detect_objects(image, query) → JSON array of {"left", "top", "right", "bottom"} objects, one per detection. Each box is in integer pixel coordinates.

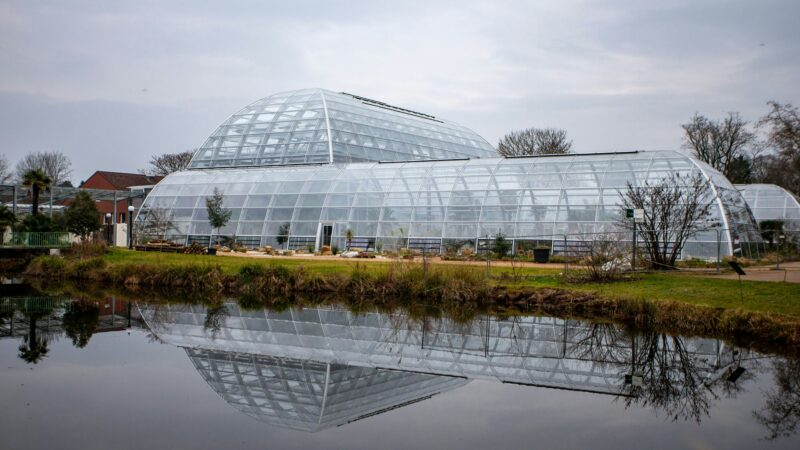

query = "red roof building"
[{"left": 80, "top": 171, "right": 162, "bottom": 223}]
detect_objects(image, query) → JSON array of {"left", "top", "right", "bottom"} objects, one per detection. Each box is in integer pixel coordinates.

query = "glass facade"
[
  {"left": 139, "top": 149, "right": 759, "bottom": 259},
  {"left": 737, "top": 184, "right": 800, "bottom": 222},
  {"left": 187, "top": 89, "right": 496, "bottom": 168}
]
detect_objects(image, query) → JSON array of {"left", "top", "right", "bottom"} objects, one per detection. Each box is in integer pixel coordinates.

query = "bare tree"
[
  {"left": 756, "top": 102, "right": 800, "bottom": 195},
  {"left": 142, "top": 151, "right": 195, "bottom": 176},
  {"left": 0, "top": 154, "right": 12, "bottom": 183},
  {"left": 497, "top": 128, "right": 572, "bottom": 157},
  {"left": 681, "top": 113, "right": 756, "bottom": 182},
  {"left": 14, "top": 151, "right": 73, "bottom": 186},
  {"left": 137, "top": 206, "right": 176, "bottom": 243},
  {"left": 619, "top": 172, "right": 715, "bottom": 270}
]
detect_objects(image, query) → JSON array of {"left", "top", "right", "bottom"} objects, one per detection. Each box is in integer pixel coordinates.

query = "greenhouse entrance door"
[{"left": 319, "top": 224, "right": 333, "bottom": 250}]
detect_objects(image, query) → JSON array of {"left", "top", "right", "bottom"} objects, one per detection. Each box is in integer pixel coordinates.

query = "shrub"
[
  {"left": 238, "top": 263, "right": 266, "bottom": 282},
  {"left": 25, "top": 255, "right": 67, "bottom": 277},
  {"left": 67, "top": 240, "right": 108, "bottom": 259},
  {"left": 68, "top": 257, "right": 108, "bottom": 280}
]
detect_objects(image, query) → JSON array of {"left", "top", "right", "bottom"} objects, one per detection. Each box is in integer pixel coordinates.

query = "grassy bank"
[
  {"left": 21, "top": 248, "right": 800, "bottom": 351},
  {"left": 70, "top": 248, "right": 800, "bottom": 318}
]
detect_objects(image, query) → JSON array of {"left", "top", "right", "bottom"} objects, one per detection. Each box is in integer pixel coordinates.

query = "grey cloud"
[{"left": 0, "top": 0, "right": 797, "bottom": 182}]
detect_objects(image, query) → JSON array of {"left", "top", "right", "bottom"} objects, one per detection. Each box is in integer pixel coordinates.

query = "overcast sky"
[{"left": 1, "top": 0, "right": 798, "bottom": 183}]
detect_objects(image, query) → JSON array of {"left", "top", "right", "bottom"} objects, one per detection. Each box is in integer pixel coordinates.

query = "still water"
[{"left": 1, "top": 288, "right": 799, "bottom": 450}]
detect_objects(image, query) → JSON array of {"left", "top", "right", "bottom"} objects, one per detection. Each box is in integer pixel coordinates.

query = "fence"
[
  {"left": 0, "top": 232, "right": 72, "bottom": 248},
  {"left": 477, "top": 227, "right": 800, "bottom": 273}
]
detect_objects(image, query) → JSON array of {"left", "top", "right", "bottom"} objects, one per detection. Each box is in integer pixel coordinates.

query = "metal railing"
[
  {"left": 482, "top": 227, "right": 800, "bottom": 275},
  {"left": 1, "top": 232, "right": 72, "bottom": 248}
]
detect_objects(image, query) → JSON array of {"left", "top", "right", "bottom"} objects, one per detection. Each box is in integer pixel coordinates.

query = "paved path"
[{"left": 702, "top": 261, "right": 800, "bottom": 283}]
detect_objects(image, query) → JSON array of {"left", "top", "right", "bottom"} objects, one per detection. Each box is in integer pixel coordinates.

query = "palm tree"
[{"left": 21, "top": 169, "right": 52, "bottom": 216}]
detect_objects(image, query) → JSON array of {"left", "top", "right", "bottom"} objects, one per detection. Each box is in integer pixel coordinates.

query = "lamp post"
[
  {"left": 105, "top": 213, "right": 112, "bottom": 245},
  {"left": 127, "top": 205, "right": 135, "bottom": 249}
]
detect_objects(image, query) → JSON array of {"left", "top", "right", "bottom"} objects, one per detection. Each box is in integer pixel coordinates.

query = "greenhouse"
[
  {"left": 137, "top": 88, "right": 761, "bottom": 259},
  {"left": 737, "top": 184, "right": 800, "bottom": 224}
]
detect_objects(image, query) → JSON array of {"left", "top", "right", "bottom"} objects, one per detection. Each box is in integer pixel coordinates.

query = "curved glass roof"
[
  {"left": 187, "top": 88, "right": 496, "bottom": 168},
  {"left": 736, "top": 184, "right": 800, "bottom": 223},
  {"left": 140, "top": 150, "right": 760, "bottom": 259}
]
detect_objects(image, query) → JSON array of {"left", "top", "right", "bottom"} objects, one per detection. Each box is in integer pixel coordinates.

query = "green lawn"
[
  {"left": 552, "top": 274, "right": 800, "bottom": 318},
  {"left": 102, "top": 249, "right": 800, "bottom": 319}
]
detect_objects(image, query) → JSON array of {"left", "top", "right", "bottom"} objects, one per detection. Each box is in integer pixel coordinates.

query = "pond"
[{"left": 1, "top": 284, "right": 799, "bottom": 450}]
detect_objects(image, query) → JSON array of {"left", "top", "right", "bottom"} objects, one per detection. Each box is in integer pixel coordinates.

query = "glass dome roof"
[
  {"left": 736, "top": 184, "right": 800, "bottom": 222},
  {"left": 188, "top": 88, "right": 497, "bottom": 169}
]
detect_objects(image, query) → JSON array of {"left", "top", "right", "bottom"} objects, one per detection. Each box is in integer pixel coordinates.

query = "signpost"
[
  {"left": 627, "top": 208, "right": 644, "bottom": 271},
  {"left": 728, "top": 261, "right": 746, "bottom": 302}
]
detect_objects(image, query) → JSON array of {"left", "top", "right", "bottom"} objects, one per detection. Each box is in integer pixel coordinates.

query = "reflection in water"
[
  {"left": 754, "top": 358, "right": 800, "bottom": 439},
  {"left": 188, "top": 349, "right": 466, "bottom": 432},
  {"left": 138, "top": 301, "right": 771, "bottom": 432},
  {"left": 0, "top": 296, "right": 134, "bottom": 363}
]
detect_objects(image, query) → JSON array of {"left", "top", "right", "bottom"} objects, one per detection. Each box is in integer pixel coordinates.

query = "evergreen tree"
[{"left": 65, "top": 191, "right": 101, "bottom": 241}]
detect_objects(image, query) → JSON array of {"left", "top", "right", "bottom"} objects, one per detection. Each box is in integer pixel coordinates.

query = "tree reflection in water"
[
  {"left": 62, "top": 300, "right": 100, "bottom": 348},
  {"left": 566, "top": 322, "right": 756, "bottom": 424},
  {"left": 203, "top": 301, "right": 229, "bottom": 339},
  {"left": 754, "top": 357, "right": 800, "bottom": 440},
  {"left": 18, "top": 312, "right": 50, "bottom": 364},
  {"left": 620, "top": 331, "right": 754, "bottom": 423}
]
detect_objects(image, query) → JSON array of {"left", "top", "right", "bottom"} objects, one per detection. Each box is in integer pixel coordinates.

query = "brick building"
[{"left": 80, "top": 171, "right": 162, "bottom": 224}]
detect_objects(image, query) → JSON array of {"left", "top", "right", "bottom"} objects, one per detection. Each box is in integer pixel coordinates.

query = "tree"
[
  {"left": 205, "top": 188, "right": 232, "bottom": 249},
  {"left": 0, "top": 154, "right": 12, "bottom": 183},
  {"left": 497, "top": 128, "right": 572, "bottom": 157},
  {"left": 756, "top": 102, "right": 800, "bottom": 195},
  {"left": 345, "top": 228, "right": 353, "bottom": 251},
  {"left": 681, "top": 113, "right": 756, "bottom": 183},
  {"left": 0, "top": 205, "right": 15, "bottom": 245},
  {"left": 21, "top": 169, "right": 52, "bottom": 216},
  {"left": 17, "top": 214, "right": 58, "bottom": 232},
  {"left": 492, "top": 232, "right": 511, "bottom": 256},
  {"left": 65, "top": 191, "right": 101, "bottom": 241},
  {"left": 619, "top": 172, "right": 715, "bottom": 270},
  {"left": 277, "top": 222, "right": 291, "bottom": 250},
  {"left": 138, "top": 207, "right": 176, "bottom": 242},
  {"left": 15, "top": 151, "right": 72, "bottom": 186},
  {"left": 142, "top": 150, "right": 195, "bottom": 176}
]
